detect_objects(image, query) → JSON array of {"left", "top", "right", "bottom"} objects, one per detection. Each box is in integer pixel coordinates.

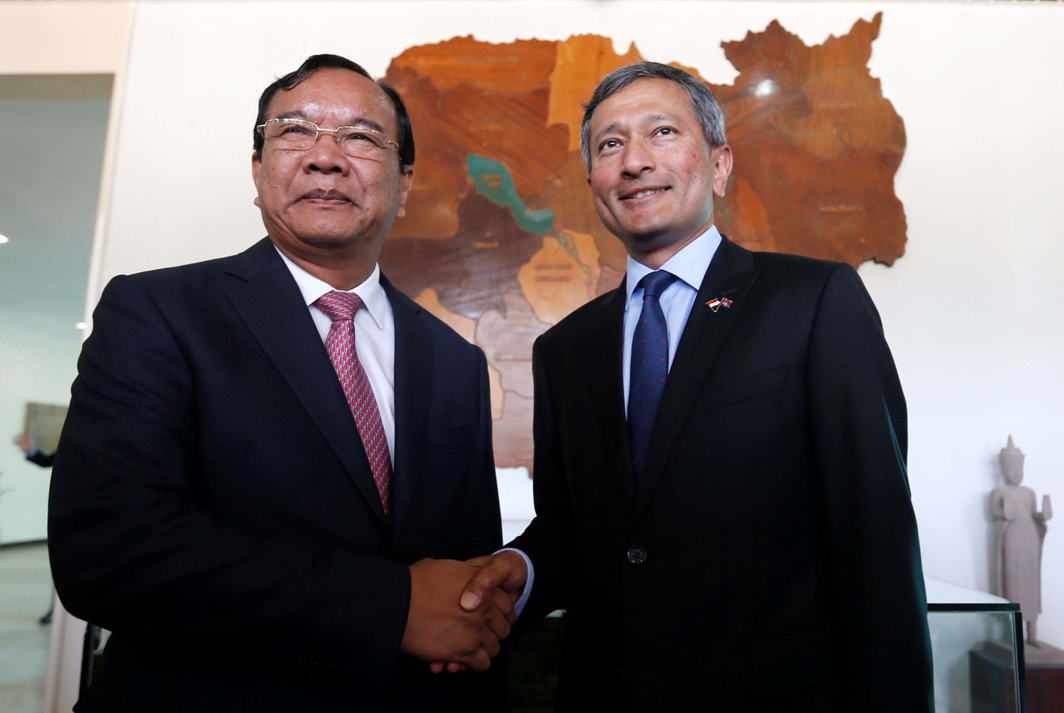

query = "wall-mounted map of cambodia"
[{"left": 379, "top": 13, "right": 906, "bottom": 471}]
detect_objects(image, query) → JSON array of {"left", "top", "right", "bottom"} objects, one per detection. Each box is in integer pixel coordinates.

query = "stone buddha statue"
[{"left": 991, "top": 435, "right": 1052, "bottom": 644}]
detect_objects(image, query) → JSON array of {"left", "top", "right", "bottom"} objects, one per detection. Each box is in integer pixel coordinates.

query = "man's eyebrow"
[
  {"left": 593, "top": 121, "right": 620, "bottom": 143},
  {"left": 345, "top": 117, "right": 388, "bottom": 134},
  {"left": 593, "top": 113, "right": 679, "bottom": 143},
  {"left": 644, "top": 112, "right": 676, "bottom": 125},
  {"left": 272, "top": 110, "right": 308, "bottom": 121}
]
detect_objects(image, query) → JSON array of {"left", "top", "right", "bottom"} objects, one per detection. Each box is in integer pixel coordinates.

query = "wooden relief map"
[{"left": 379, "top": 13, "right": 907, "bottom": 471}]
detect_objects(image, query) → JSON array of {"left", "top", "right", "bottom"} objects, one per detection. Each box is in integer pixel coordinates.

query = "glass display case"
[
  {"left": 507, "top": 577, "right": 1030, "bottom": 713},
  {"left": 927, "top": 575, "right": 1026, "bottom": 713}
]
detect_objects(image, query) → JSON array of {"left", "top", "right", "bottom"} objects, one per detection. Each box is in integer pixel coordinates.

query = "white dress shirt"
[
  {"left": 622, "top": 225, "right": 722, "bottom": 410},
  {"left": 512, "top": 226, "right": 722, "bottom": 617},
  {"left": 277, "top": 247, "right": 533, "bottom": 615},
  {"left": 275, "top": 248, "right": 396, "bottom": 465}
]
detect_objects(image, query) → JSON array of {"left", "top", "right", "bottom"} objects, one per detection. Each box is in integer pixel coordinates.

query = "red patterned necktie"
[{"left": 314, "top": 291, "right": 392, "bottom": 515}]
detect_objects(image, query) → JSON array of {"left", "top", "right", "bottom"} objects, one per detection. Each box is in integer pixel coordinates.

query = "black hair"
[{"left": 253, "top": 53, "right": 414, "bottom": 171}]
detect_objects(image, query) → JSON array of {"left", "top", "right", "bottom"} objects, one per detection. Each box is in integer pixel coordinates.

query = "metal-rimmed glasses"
[{"left": 256, "top": 117, "right": 399, "bottom": 159}]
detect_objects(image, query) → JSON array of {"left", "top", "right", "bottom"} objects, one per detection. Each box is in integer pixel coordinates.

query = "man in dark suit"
[
  {"left": 462, "top": 62, "right": 933, "bottom": 711},
  {"left": 14, "top": 433, "right": 55, "bottom": 467},
  {"left": 48, "top": 54, "right": 511, "bottom": 712},
  {"left": 14, "top": 432, "right": 57, "bottom": 625}
]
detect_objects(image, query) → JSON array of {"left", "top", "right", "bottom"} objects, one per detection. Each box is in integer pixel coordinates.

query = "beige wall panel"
[{"left": 0, "top": 2, "right": 132, "bottom": 74}]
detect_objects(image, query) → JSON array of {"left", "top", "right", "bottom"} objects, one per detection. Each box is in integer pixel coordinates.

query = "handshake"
[{"left": 399, "top": 550, "right": 528, "bottom": 673}]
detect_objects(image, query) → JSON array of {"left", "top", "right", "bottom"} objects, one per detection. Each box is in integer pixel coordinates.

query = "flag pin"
[{"left": 706, "top": 297, "right": 733, "bottom": 313}]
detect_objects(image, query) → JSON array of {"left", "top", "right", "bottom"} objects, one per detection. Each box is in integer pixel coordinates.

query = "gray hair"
[{"left": 580, "top": 61, "right": 726, "bottom": 169}]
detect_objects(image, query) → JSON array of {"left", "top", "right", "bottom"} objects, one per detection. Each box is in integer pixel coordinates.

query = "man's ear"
[
  {"left": 251, "top": 152, "right": 262, "bottom": 208},
  {"left": 711, "top": 145, "right": 733, "bottom": 199},
  {"left": 396, "top": 167, "right": 414, "bottom": 219}
]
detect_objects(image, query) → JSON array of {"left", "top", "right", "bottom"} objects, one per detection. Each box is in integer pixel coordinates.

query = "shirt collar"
[
  {"left": 624, "top": 224, "right": 722, "bottom": 311},
  {"left": 274, "top": 245, "right": 387, "bottom": 330}
]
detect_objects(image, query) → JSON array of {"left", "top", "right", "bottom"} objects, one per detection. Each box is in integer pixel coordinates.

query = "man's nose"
[
  {"left": 303, "top": 130, "right": 347, "bottom": 174},
  {"left": 621, "top": 138, "right": 656, "bottom": 178}
]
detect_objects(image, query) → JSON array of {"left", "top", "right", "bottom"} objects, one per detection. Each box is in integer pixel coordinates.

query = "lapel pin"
[{"left": 705, "top": 297, "right": 733, "bottom": 313}]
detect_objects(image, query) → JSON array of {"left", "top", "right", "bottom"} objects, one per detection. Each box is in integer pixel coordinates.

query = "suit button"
[{"left": 626, "top": 546, "right": 647, "bottom": 565}]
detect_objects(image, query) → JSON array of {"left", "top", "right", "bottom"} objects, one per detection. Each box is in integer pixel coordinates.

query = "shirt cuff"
[{"left": 496, "top": 547, "right": 534, "bottom": 618}]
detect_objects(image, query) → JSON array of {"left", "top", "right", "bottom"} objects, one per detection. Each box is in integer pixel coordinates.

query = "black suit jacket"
[
  {"left": 48, "top": 238, "right": 506, "bottom": 713},
  {"left": 26, "top": 449, "right": 56, "bottom": 467},
  {"left": 512, "top": 236, "right": 933, "bottom": 712}
]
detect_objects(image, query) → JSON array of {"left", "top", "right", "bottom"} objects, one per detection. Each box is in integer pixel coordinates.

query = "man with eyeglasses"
[{"left": 49, "top": 54, "right": 510, "bottom": 713}]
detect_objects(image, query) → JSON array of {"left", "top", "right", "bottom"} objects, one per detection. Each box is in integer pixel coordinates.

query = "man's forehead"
[{"left": 590, "top": 79, "right": 692, "bottom": 133}]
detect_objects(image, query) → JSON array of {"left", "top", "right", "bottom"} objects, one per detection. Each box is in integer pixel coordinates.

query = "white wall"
[
  {"left": 0, "top": 325, "right": 82, "bottom": 543},
  {"left": 4, "top": 0, "right": 1062, "bottom": 657},
  {"left": 859, "top": 5, "right": 1064, "bottom": 650}
]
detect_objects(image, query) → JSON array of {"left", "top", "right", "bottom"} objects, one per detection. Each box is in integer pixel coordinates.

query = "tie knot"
[
  {"left": 314, "top": 290, "right": 365, "bottom": 322},
  {"left": 638, "top": 270, "right": 677, "bottom": 300}
]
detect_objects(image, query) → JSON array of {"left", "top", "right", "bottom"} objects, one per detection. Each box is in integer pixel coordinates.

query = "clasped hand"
[{"left": 400, "top": 552, "right": 528, "bottom": 673}]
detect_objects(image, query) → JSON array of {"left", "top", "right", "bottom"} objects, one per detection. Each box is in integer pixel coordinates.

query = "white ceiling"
[{"left": 0, "top": 74, "right": 112, "bottom": 341}]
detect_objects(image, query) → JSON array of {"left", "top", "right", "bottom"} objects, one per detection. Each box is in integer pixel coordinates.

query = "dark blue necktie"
[{"left": 628, "top": 270, "right": 678, "bottom": 474}]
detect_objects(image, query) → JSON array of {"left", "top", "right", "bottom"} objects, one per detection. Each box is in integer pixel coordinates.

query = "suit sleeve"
[
  {"left": 508, "top": 337, "right": 577, "bottom": 621},
  {"left": 27, "top": 449, "right": 56, "bottom": 467},
  {"left": 474, "top": 347, "right": 504, "bottom": 550},
  {"left": 806, "top": 264, "right": 933, "bottom": 711},
  {"left": 48, "top": 275, "right": 411, "bottom": 676}
]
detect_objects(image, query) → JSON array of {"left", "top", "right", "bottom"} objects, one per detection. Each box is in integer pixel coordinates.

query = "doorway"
[{"left": 0, "top": 72, "right": 112, "bottom": 713}]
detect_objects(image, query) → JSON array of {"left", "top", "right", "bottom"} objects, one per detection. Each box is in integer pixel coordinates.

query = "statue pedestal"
[
  {"left": 979, "top": 640, "right": 1064, "bottom": 713},
  {"left": 1023, "top": 640, "right": 1064, "bottom": 666},
  {"left": 1023, "top": 641, "right": 1064, "bottom": 713}
]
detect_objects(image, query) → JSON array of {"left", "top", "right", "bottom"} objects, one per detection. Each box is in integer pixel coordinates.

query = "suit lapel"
[
  {"left": 223, "top": 239, "right": 388, "bottom": 529},
  {"left": 584, "top": 286, "right": 637, "bottom": 503},
  {"left": 634, "top": 237, "right": 761, "bottom": 516},
  {"left": 382, "top": 276, "right": 432, "bottom": 534}
]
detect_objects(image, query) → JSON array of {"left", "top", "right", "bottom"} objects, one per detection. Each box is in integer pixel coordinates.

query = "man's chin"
[
  {"left": 620, "top": 228, "right": 674, "bottom": 252},
  {"left": 289, "top": 223, "right": 377, "bottom": 247},
  {"left": 617, "top": 226, "right": 708, "bottom": 264},
  {"left": 299, "top": 233, "right": 359, "bottom": 248},
  {"left": 298, "top": 229, "right": 391, "bottom": 259}
]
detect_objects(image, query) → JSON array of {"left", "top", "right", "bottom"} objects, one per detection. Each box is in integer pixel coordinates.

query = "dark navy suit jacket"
[
  {"left": 26, "top": 449, "right": 56, "bottom": 467},
  {"left": 49, "top": 238, "right": 506, "bottom": 712},
  {"left": 512, "top": 236, "right": 933, "bottom": 712}
]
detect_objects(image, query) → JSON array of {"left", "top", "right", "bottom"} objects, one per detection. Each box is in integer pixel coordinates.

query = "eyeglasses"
[{"left": 256, "top": 118, "right": 399, "bottom": 159}]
